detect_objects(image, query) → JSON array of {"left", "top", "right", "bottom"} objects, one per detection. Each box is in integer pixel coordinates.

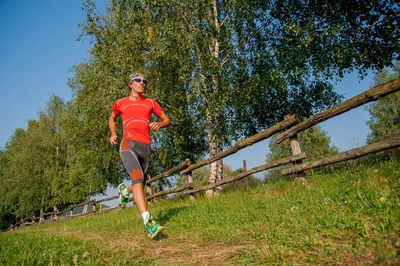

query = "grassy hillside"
[{"left": 1, "top": 159, "right": 399, "bottom": 265}]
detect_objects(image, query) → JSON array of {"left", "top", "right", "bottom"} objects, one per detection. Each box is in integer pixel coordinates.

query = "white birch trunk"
[
  {"left": 206, "top": 112, "right": 218, "bottom": 197},
  {"left": 206, "top": 136, "right": 224, "bottom": 196},
  {"left": 205, "top": 0, "right": 224, "bottom": 197}
]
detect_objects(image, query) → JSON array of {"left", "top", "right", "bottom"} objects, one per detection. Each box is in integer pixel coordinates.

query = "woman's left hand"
[{"left": 150, "top": 122, "right": 161, "bottom": 131}]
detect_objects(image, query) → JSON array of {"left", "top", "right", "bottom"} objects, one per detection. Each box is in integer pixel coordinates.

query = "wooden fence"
[{"left": 12, "top": 77, "right": 400, "bottom": 228}]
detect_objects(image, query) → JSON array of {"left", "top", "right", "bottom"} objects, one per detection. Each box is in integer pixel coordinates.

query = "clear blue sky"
[
  {"left": 0, "top": 0, "right": 108, "bottom": 148},
  {"left": 0, "top": 0, "right": 377, "bottom": 173}
]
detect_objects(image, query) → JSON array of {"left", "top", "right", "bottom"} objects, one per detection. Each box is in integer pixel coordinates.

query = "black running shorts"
[{"left": 119, "top": 139, "right": 150, "bottom": 185}]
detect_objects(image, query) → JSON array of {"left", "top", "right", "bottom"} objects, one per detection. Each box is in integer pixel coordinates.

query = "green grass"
[{"left": 1, "top": 159, "right": 399, "bottom": 265}]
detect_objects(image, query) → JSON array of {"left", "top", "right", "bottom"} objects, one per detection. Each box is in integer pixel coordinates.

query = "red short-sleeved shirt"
[{"left": 113, "top": 97, "right": 165, "bottom": 144}]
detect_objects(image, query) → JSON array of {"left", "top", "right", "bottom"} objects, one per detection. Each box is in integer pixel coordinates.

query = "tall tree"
[
  {"left": 74, "top": 0, "right": 399, "bottom": 196},
  {"left": 0, "top": 96, "right": 78, "bottom": 221},
  {"left": 1, "top": 124, "right": 56, "bottom": 218},
  {"left": 0, "top": 149, "right": 16, "bottom": 229},
  {"left": 366, "top": 62, "right": 400, "bottom": 147}
]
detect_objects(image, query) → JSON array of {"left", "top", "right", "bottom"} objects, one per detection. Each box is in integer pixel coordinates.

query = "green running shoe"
[
  {"left": 118, "top": 183, "right": 129, "bottom": 207},
  {"left": 145, "top": 215, "right": 164, "bottom": 239}
]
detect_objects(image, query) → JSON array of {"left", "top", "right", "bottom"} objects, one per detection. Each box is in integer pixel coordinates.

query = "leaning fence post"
[
  {"left": 146, "top": 184, "right": 153, "bottom": 202},
  {"left": 53, "top": 206, "right": 59, "bottom": 221},
  {"left": 243, "top": 159, "right": 250, "bottom": 188},
  {"left": 187, "top": 171, "right": 196, "bottom": 202},
  {"left": 289, "top": 135, "right": 306, "bottom": 181},
  {"left": 39, "top": 208, "right": 44, "bottom": 224},
  {"left": 152, "top": 185, "right": 159, "bottom": 203},
  {"left": 146, "top": 174, "right": 153, "bottom": 203}
]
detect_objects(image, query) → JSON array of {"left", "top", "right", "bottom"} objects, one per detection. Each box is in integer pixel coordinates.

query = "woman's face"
[{"left": 128, "top": 75, "right": 147, "bottom": 94}]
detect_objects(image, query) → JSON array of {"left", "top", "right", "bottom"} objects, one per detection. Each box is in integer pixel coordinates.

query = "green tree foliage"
[
  {"left": 73, "top": 0, "right": 398, "bottom": 187},
  {"left": 270, "top": 0, "right": 400, "bottom": 77},
  {"left": 0, "top": 149, "right": 16, "bottom": 229},
  {"left": 69, "top": 0, "right": 208, "bottom": 187},
  {"left": 10, "top": 0, "right": 392, "bottom": 200},
  {"left": 367, "top": 62, "right": 400, "bottom": 144},
  {"left": 61, "top": 70, "right": 117, "bottom": 194},
  {"left": 0, "top": 96, "right": 90, "bottom": 228}
]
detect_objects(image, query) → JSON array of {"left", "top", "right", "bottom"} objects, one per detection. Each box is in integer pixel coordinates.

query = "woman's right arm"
[{"left": 109, "top": 112, "right": 118, "bottom": 145}]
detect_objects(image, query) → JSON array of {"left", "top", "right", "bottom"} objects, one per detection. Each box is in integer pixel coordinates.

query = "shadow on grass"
[
  {"left": 152, "top": 231, "right": 168, "bottom": 240},
  {"left": 149, "top": 207, "right": 190, "bottom": 241},
  {"left": 156, "top": 206, "right": 190, "bottom": 225}
]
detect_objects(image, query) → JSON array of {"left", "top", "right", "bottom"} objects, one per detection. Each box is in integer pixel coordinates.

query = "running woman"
[{"left": 108, "top": 71, "right": 170, "bottom": 238}]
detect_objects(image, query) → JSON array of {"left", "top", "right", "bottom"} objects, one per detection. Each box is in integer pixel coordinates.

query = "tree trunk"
[
  {"left": 206, "top": 0, "right": 224, "bottom": 197},
  {"left": 206, "top": 138, "right": 224, "bottom": 197},
  {"left": 214, "top": 140, "right": 224, "bottom": 195},
  {"left": 206, "top": 114, "right": 218, "bottom": 197}
]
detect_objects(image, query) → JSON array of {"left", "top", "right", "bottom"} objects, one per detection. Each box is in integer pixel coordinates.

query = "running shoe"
[
  {"left": 145, "top": 214, "right": 164, "bottom": 239},
  {"left": 118, "top": 183, "right": 129, "bottom": 207}
]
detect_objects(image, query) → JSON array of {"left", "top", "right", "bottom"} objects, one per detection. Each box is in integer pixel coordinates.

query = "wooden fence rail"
[
  {"left": 146, "top": 159, "right": 191, "bottom": 184},
  {"left": 275, "top": 77, "right": 400, "bottom": 143},
  {"left": 147, "top": 183, "right": 194, "bottom": 200},
  {"left": 183, "top": 153, "right": 307, "bottom": 195},
  {"left": 181, "top": 114, "right": 300, "bottom": 175},
  {"left": 281, "top": 137, "right": 400, "bottom": 175}
]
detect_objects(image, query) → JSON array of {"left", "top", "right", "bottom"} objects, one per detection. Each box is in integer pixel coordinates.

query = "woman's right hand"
[{"left": 109, "top": 134, "right": 118, "bottom": 145}]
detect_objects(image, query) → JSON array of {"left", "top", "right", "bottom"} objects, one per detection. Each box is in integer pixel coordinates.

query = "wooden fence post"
[
  {"left": 289, "top": 135, "right": 306, "bottom": 181},
  {"left": 146, "top": 174, "right": 153, "bottom": 203},
  {"left": 146, "top": 184, "right": 153, "bottom": 201},
  {"left": 151, "top": 185, "right": 159, "bottom": 203},
  {"left": 187, "top": 171, "right": 196, "bottom": 202},
  {"left": 53, "top": 206, "right": 59, "bottom": 221},
  {"left": 243, "top": 159, "right": 249, "bottom": 188},
  {"left": 39, "top": 208, "right": 44, "bottom": 224}
]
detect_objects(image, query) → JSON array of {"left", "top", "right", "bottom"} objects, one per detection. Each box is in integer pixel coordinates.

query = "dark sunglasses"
[{"left": 131, "top": 77, "right": 147, "bottom": 84}]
